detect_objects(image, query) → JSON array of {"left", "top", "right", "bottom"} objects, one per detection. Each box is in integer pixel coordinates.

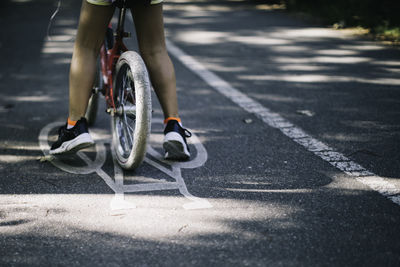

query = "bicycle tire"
[
  {"left": 111, "top": 51, "right": 151, "bottom": 170},
  {"left": 85, "top": 59, "right": 102, "bottom": 126}
]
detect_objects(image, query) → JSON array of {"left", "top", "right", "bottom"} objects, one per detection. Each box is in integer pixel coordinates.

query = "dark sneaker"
[
  {"left": 50, "top": 117, "right": 94, "bottom": 155},
  {"left": 163, "top": 120, "right": 191, "bottom": 160}
]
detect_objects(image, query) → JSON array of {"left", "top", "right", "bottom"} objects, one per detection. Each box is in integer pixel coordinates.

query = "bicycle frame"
[{"left": 99, "top": 1, "right": 130, "bottom": 112}]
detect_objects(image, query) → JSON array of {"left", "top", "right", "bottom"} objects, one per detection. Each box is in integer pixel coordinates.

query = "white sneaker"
[
  {"left": 163, "top": 120, "right": 191, "bottom": 160},
  {"left": 49, "top": 117, "right": 94, "bottom": 155}
]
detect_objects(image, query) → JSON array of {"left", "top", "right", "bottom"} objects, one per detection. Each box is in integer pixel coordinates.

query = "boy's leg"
[
  {"left": 50, "top": 1, "right": 114, "bottom": 155},
  {"left": 131, "top": 3, "right": 179, "bottom": 120},
  {"left": 131, "top": 3, "right": 190, "bottom": 160},
  {"left": 69, "top": 0, "right": 114, "bottom": 121}
]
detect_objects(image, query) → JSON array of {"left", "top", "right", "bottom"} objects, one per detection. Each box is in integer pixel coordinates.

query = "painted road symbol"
[{"left": 39, "top": 119, "right": 212, "bottom": 210}]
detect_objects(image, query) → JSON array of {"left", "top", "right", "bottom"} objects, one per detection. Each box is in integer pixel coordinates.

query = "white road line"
[{"left": 166, "top": 39, "right": 400, "bottom": 206}]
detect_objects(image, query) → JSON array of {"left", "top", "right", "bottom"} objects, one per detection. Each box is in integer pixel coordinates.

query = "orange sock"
[
  {"left": 164, "top": 117, "right": 181, "bottom": 124},
  {"left": 67, "top": 118, "right": 77, "bottom": 129}
]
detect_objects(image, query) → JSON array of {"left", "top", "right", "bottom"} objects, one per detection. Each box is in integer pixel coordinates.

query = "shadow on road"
[{"left": 1, "top": 0, "right": 400, "bottom": 266}]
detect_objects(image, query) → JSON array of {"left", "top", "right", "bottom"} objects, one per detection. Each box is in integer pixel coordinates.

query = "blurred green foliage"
[
  {"left": 280, "top": 0, "right": 400, "bottom": 41},
  {"left": 284, "top": 0, "right": 400, "bottom": 28}
]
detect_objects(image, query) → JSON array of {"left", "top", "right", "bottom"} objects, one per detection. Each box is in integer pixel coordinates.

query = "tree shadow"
[
  {"left": 163, "top": 0, "right": 400, "bottom": 179},
  {"left": 1, "top": 1, "right": 400, "bottom": 266}
]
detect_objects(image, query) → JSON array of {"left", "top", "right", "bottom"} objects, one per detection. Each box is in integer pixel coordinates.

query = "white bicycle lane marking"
[
  {"left": 38, "top": 119, "right": 212, "bottom": 210},
  {"left": 165, "top": 39, "right": 400, "bottom": 206}
]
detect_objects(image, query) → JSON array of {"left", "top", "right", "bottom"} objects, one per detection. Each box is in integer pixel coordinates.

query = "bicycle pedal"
[
  {"left": 106, "top": 108, "right": 115, "bottom": 116},
  {"left": 92, "top": 87, "right": 101, "bottom": 94}
]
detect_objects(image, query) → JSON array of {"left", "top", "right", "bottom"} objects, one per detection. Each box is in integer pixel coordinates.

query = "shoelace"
[
  {"left": 56, "top": 126, "right": 68, "bottom": 141},
  {"left": 183, "top": 128, "right": 192, "bottom": 138}
]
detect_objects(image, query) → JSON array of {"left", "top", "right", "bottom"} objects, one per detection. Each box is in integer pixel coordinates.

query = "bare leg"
[
  {"left": 131, "top": 3, "right": 179, "bottom": 120},
  {"left": 69, "top": 1, "right": 114, "bottom": 121}
]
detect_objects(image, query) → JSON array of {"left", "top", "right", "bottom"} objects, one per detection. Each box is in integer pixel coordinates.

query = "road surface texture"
[{"left": 0, "top": 0, "right": 399, "bottom": 266}]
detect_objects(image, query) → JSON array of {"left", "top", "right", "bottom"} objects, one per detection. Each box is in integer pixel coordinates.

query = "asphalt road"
[{"left": 1, "top": 0, "right": 400, "bottom": 266}]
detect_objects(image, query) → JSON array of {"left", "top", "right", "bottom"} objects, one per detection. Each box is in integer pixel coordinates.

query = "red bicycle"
[{"left": 85, "top": 0, "right": 152, "bottom": 170}]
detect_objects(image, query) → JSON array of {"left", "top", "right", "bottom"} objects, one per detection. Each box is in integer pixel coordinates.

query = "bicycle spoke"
[
  {"left": 123, "top": 114, "right": 133, "bottom": 147},
  {"left": 124, "top": 104, "right": 136, "bottom": 119},
  {"left": 120, "top": 119, "right": 130, "bottom": 154},
  {"left": 124, "top": 71, "right": 130, "bottom": 102},
  {"left": 126, "top": 120, "right": 135, "bottom": 134},
  {"left": 121, "top": 76, "right": 126, "bottom": 103},
  {"left": 116, "top": 120, "right": 125, "bottom": 153}
]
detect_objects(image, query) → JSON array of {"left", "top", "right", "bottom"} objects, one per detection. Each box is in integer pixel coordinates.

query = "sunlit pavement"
[{"left": 1, "top": 0, "right": 400, "bottom": 266}]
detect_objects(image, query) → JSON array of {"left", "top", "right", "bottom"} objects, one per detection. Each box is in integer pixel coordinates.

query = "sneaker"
[
  {"left": 49, "top": 117, "right": 94, "bottom": 155},
  {"left": 163, "top": 120, "right": 191, "bottom": 160}
]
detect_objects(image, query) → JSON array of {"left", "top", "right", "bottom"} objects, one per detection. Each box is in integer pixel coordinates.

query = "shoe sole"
[
  {"left": 164, "top": 141, "right": 190, "bottom": 161},
  {"left": 49, "top": 133, "right": 95, "bottom": 155},
  {"left": 163, "top": 132, "right": 190, "bottom": 160}
]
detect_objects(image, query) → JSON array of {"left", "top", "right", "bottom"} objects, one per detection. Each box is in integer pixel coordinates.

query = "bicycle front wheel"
[{"left": 111, "top": 51, "right": 152, "bottom": 170}]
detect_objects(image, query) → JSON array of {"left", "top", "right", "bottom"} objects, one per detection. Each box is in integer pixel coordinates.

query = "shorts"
[{"left": 86, "top": 0, "right": 163, "bottom": 6}]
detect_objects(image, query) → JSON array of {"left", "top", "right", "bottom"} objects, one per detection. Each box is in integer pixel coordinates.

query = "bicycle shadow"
[{"left": 38, "top": 118, "right": 212, "bottom": 210}]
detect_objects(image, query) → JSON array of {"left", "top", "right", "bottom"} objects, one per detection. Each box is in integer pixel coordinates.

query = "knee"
[
  {"left": 139, "top": 45, "right": 167, "bottom": 60},
  {"left": 76, "top": 35, "right": 103, "bottom": 54}
]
